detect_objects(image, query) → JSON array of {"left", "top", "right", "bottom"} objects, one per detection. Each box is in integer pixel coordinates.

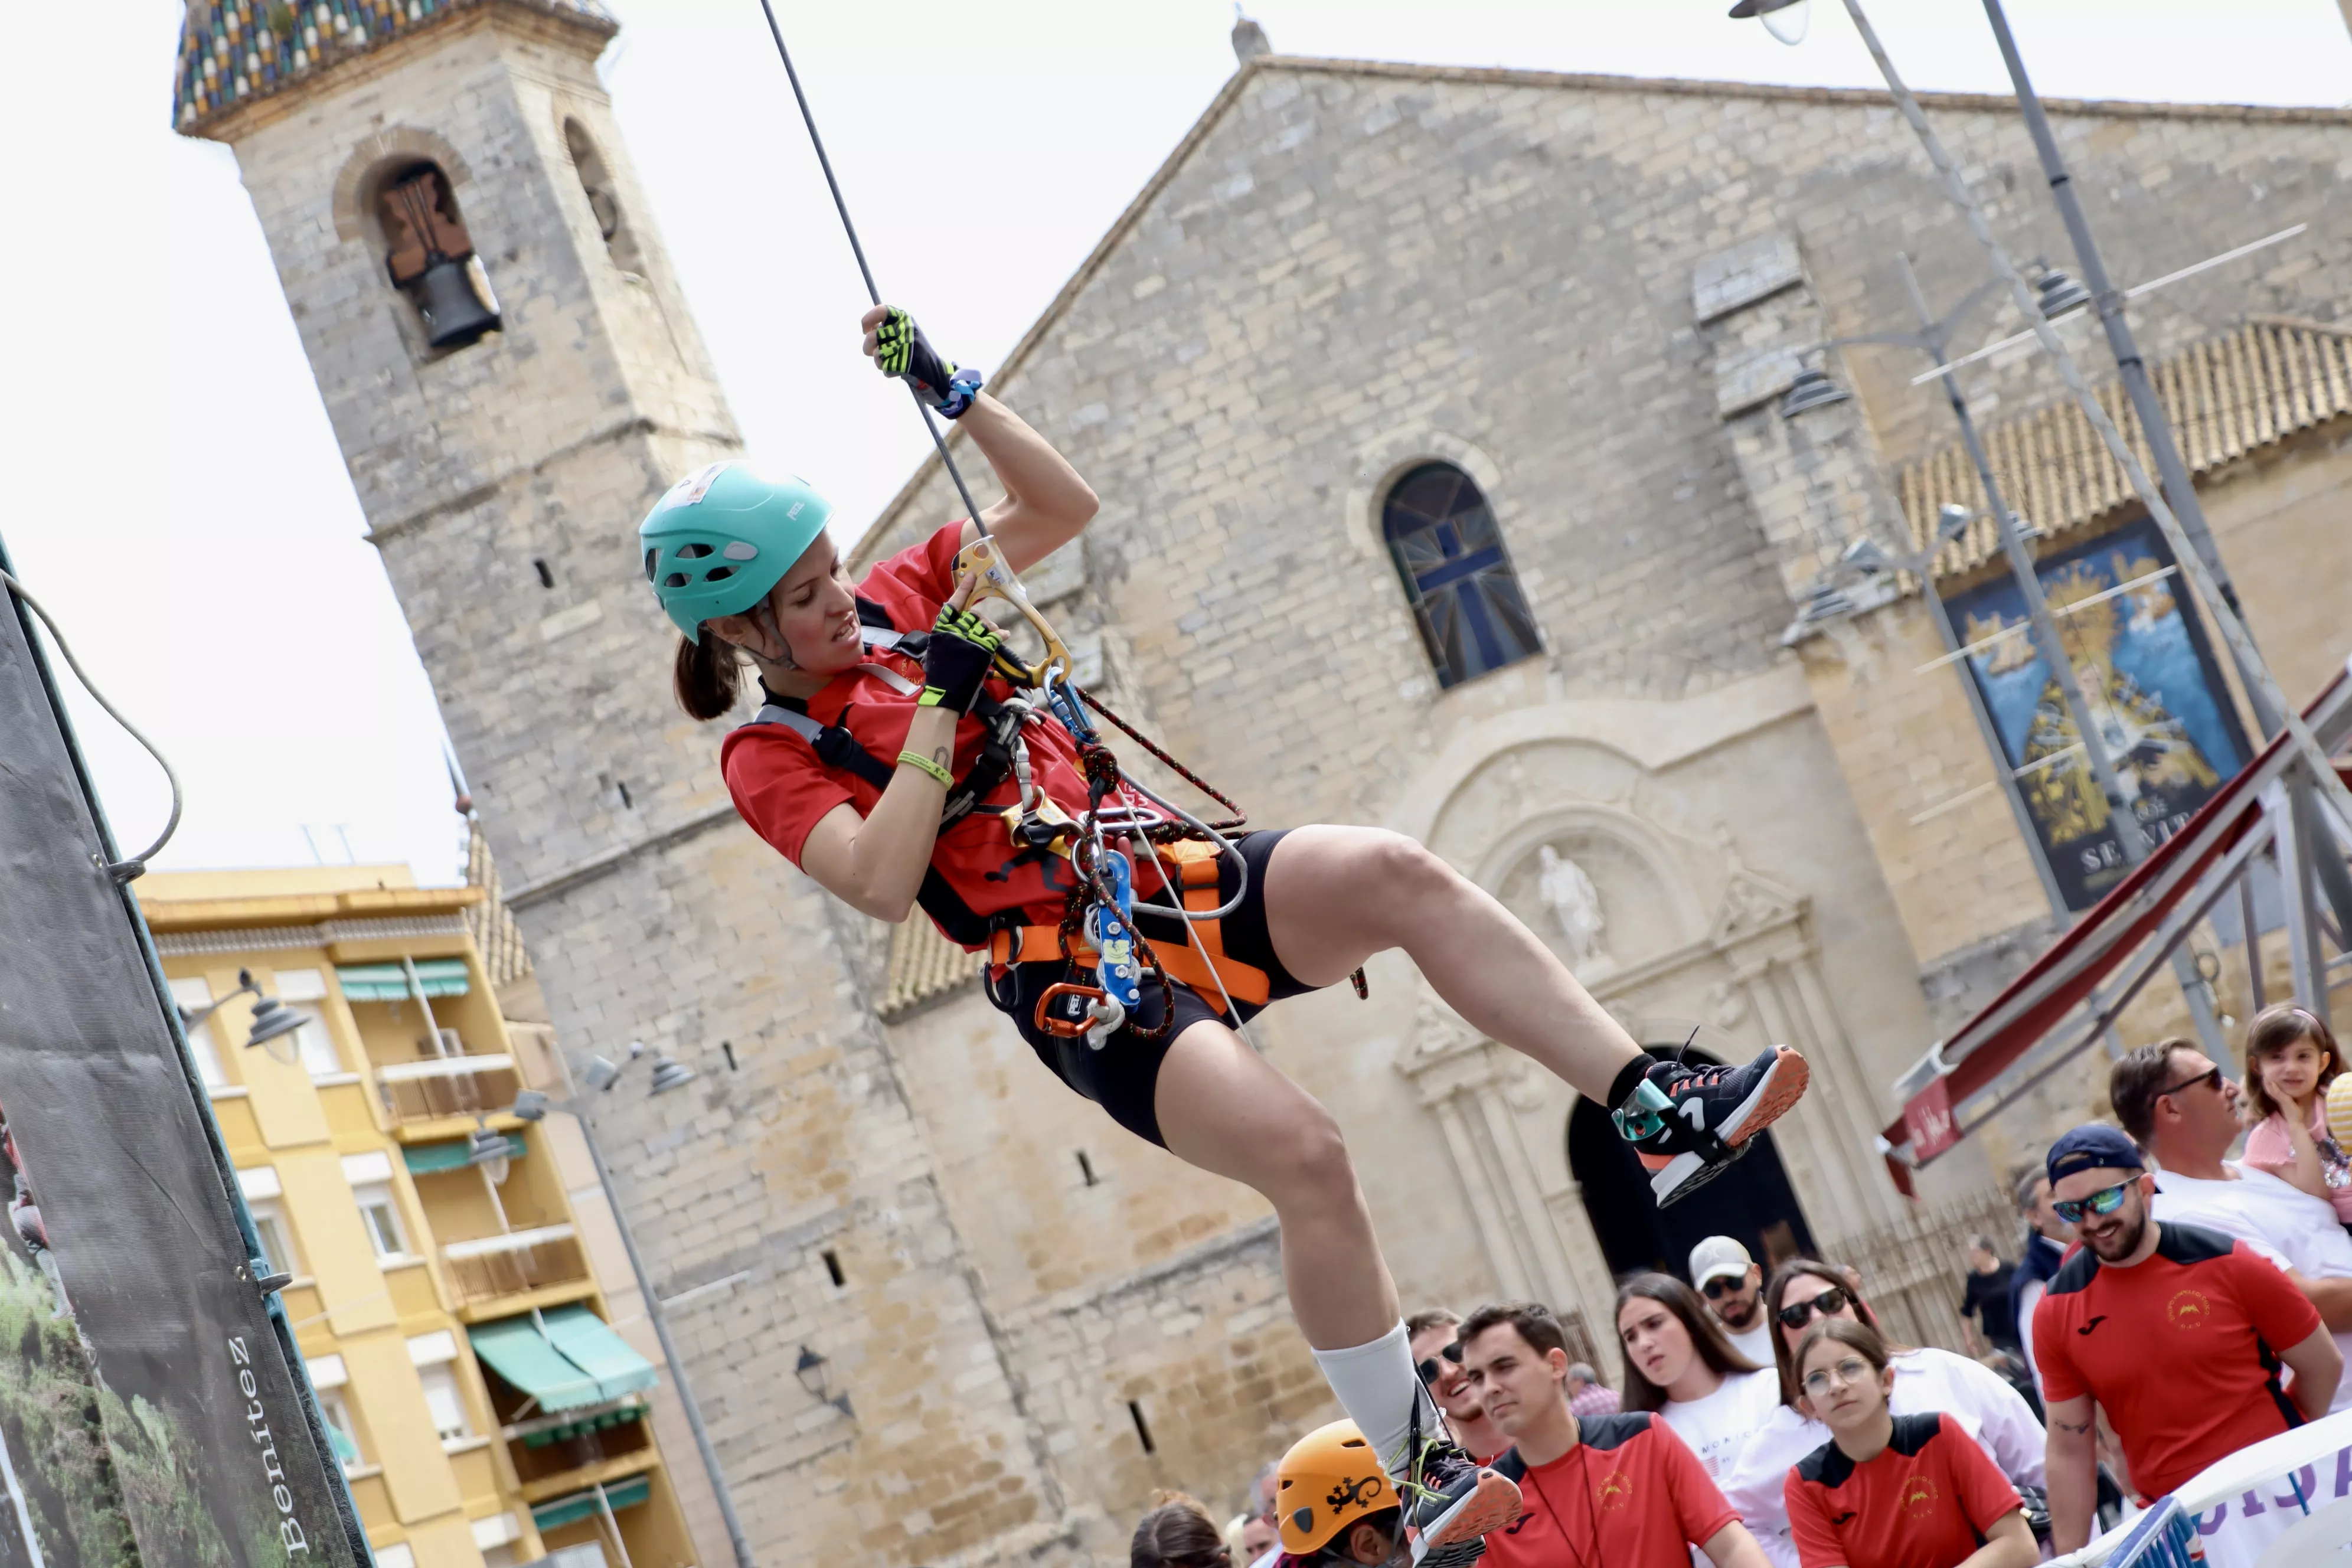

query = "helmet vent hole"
[
  {"left": 677, "top": 542, "right": 714, "bottom": 560},
  {"left": 643, "top": 548, "right": 658, "bottom": 583},
  {"left": 704, "top": 566, "right": 736, "bottom": 582},
  {"left": 722, "top": 541, "right": 759, "bottom": 560},
  {"left": 662, "top": 573, "right": 690, "bottom": 589},
  {"left": 1342, "top": 1439, "right": 1367, "bottom": 1448}
]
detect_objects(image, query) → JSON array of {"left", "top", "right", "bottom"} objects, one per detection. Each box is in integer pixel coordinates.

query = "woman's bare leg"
[
  {"left": 1152, "top": 1014, "right": 1524, "bottom": 1553},
  {"left": 1259, "top": 825, "right": 1645, "bottom": 1102},
  {"left": 1153, "top": 1015, "right": 1397, "bottom": 1349}
]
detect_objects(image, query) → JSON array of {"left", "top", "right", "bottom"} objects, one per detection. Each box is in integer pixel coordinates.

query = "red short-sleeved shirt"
[
  {"left": 2031, "top": 1221, "right": 2321, "bottom": 1498},
  {"left": 1484, "top": 1413, "right": 1740, "bottom": 1568},
  {"left": 1783, "top": 1413, "right": 2021, "bottom": 1568},
  {"left": 719, "top": 524, "right": 1109, "bottom": 942}
]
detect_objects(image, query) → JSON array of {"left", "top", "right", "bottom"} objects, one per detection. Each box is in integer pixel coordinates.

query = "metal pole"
[
  {"left": 1977, "top": 0, "right": 2279, "bottom": 739},
  {"left": 572, "top": 1112, "right": 760, "bottom": 1568},
  {"left": 1903, "top": 262, "right": 2229, "bottom": 1054}
]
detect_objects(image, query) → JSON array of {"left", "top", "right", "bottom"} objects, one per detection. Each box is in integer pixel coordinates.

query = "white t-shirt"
[
  {"left": 1717, "top": 1347, "right": 2046, "bottom": 1568},
  {"left": 1721, "top": 1318, "right": 1776, "bottom": 1371},
  {"left": 2151, "top": 1160, "right": 2352, "bottom": 1412},
  {"left": 1657, "top": 1366, "right": 1779, "bottom": 1482}
]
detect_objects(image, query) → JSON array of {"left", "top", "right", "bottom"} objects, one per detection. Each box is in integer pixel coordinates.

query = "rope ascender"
[{"left": 750, "top": 2, "right": 1279, "bottom": 1048}]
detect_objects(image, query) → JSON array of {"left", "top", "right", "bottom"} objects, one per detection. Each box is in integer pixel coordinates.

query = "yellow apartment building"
[{"left": 137, "top": 863, "right": 701, "bottom": 1568}]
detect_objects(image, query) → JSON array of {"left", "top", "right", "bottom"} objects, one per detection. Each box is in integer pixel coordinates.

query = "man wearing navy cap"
[{"left": 2033, "top": 1123, "right": 2341, "bottom": 1551}]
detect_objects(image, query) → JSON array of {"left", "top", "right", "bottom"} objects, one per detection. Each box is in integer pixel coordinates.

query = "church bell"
[{"left": 417, "top": 257, "right": 501, "bottom": 349}]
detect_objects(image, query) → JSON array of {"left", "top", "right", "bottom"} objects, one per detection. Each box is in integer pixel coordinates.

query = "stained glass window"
[{"left": 1382, "top": 463, "right": 1541, "bottom": 687}]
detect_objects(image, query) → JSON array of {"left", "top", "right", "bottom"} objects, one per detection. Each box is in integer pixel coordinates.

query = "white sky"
[{"left": 2, "top": 1, "right": 2347, "bottom": 886}]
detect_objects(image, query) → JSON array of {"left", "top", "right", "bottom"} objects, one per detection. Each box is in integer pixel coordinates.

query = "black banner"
[{"left": 0, "top": 539, "right": 363, "bottom": 1566}]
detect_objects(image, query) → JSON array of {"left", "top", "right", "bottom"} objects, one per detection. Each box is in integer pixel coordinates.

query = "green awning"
[
  {"left": 466, "top": 1306, "right": 655, "bottom": 1414},
  {"left": 542, "top": 1306, "right": 659, "bottom": 1402},
  {"left": 531, "top": 1472, "right": 652, "bottom": 1533},
  {"left": 335, "top": 959, "right": 469, "bottom": 1001},
  {"left": 402, "top": 1135, "right": 525, "bottom": 1176}
]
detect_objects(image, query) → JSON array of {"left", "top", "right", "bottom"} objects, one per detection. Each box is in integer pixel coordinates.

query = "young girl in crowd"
[
  {"left": 1718, "top": 1261, "right": 2044, "bottom": 1568},
  {"left": 2240, "top": 1004, "right": 2352, "bottom": 1226},
  {"left": 1615, "top": 1275, "right": 1778, "bottom": 1482},
  {"left": 1782, "top": 1320, "right": 2036, "bottom": 1568}
]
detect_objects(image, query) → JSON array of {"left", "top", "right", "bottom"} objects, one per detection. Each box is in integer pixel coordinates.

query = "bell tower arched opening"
[
  {"left": 371, "top": 159, "right": 502, "bottom": 352},
  {"left": 1566, "top": 1041, "right": 1814, "bottom": 1286}
]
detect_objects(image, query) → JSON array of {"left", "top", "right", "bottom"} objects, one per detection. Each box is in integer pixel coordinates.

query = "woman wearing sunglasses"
[
  {"left": 1782, "top": 1320, "right": 2037, "bottom": 1568},
  {"left": 1716, "top": 1262, "right": 2044, "bottom": 1568}
]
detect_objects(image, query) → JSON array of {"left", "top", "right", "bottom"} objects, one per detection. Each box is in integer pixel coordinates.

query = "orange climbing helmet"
[{"left": 1275, "top": 1420, "right": 1397, "bottom": 1558}]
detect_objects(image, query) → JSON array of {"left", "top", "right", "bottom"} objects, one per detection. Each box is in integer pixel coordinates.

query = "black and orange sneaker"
[
  {"left": 1393, "top": 1423, "right": 1520, "bottom": 1566},
  {"left": 1613, "top": 1044, "right": 1810, "bottom": 1207}
]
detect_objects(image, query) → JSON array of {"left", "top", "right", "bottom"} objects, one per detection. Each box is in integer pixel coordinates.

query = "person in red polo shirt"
[
  {"left": 2033, "top": 1123, "right": 2341, "bottom": 1550},
  {"left": 1782, "top": 1318, "right": 2034, "bottom": 1568},
  {"left": 1459, "top": 1301, "right": 1770, "bottom": 1568}
]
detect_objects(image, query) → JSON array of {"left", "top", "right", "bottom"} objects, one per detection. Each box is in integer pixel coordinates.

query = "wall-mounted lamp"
[{"left": 795, "top": 1344, "right": 854, "bottom": 1420}]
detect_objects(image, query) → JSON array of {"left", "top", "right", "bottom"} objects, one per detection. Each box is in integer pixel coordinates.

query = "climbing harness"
[{"left": 740, "top": 3, "right": 1381, "bottom": 1051}]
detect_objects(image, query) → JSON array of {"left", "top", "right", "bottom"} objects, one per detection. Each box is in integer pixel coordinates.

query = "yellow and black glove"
[
  {"left": 917, "top": 605, "right": 1003, "bottom": 714},
  {"left": 874, "top": 308, "right": 983, "bottom": 419}
]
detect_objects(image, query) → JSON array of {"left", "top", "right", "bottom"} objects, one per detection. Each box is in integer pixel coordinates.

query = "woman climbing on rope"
[{"left": 642, "top": 306, "right": 1812, "bottom": 1567}]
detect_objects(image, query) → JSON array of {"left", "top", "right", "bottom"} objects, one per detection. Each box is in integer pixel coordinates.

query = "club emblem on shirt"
[
  {"left": 2167, "top": 1289, "right": 2213, "bottom": 1329},
  {"left": 1902, "top": 1476, "right": 1940, "bottom": 1518},
  {"left": 1594, "top": 1469, "right": 1634, "bottom": 1513}
]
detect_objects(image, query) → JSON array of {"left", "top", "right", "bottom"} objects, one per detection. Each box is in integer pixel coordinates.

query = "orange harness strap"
[{"left": 986, "top": 841, "right": 1270, "bottom": 1013}]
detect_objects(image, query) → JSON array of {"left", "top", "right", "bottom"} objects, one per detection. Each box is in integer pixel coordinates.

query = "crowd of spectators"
[{"left": 1132, "top": 1004, "right": 2350, "bottom": 1568}]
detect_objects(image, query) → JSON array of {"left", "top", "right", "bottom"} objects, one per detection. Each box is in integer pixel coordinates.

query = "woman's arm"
[
  {"left": 795, "top": 701, "right": 959, "bottom": 923},
  {"left": 953, "top": 393, "right": 1099, "bottom": 573},
  {"left": 1955, "top": 1510, "right": 2034, "bottom": 1568}
]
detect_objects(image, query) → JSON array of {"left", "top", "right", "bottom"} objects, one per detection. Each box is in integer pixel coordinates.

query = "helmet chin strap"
[{"left": 720, "top": 601, "right": 799, "bottom": 678}]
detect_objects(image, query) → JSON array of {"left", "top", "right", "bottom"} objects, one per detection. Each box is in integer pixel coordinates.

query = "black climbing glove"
[
  {"left": 917, "top": 605, "right": 1003, "bottom": 715},
  {"left": 874, "top": 308, "right": 983, "bottom": 419}
]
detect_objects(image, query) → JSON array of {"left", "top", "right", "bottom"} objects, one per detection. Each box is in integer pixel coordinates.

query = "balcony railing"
[
  {"left": 375, "top": 1053, "right": 522, "bottom": 1128},
  {"left": 442, "top": 1224, "right": 592, "bottom": 1309}
]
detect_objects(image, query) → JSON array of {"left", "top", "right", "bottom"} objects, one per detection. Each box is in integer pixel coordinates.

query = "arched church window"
[
  {"left": 377, "top": 162, "right": 502, "bottom": 351},
  {"left": 1381, "top": 462, "right": 1540, "bottom": 688},
  {"left": 564, "top": 119, "right": 643, "bottom": 273}
]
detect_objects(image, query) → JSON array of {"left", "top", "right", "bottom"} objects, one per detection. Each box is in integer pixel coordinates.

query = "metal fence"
[{"left": 1827, "top": 1186, "right": 2021, "bottom": 1354}]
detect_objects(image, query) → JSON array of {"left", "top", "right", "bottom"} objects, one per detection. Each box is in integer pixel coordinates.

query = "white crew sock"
[{"left": 1311, "top": 1322, "right": 1441, "bottom": 1483}]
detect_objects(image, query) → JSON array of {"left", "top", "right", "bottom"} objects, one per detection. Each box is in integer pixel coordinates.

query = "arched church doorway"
[{"left": 1567, "top": 1043, "right": 1814, "bottom": 1287}]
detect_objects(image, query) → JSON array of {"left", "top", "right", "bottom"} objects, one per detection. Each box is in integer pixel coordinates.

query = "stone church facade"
[{"left": 179, "top": 2, "right": 2352, "bottom": 1563}]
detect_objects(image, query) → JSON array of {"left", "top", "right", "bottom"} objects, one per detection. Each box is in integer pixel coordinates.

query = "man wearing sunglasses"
[
  {"left": 1410, "top": 1309, "right": 1510, "bottom": 1464},
  {"left": 1689, "top": 1237, "right": 1775, "bottom": 1367},
  {"left": 2114, "top": 1040, "right": 2352, "bottom": 1415},
  {"left": 2032, "top": 1123, "right": 2340, "bottom": 1553}
]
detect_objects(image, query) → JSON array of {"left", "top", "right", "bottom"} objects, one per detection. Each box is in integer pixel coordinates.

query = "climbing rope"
[{"left": 747, "top": 4, "right": 1270, "bottom": 1048}]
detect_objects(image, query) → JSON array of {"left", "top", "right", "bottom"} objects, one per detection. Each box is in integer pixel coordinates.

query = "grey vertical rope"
[{"left": 751, "top": 0, "right": 995, "bottom": 537}]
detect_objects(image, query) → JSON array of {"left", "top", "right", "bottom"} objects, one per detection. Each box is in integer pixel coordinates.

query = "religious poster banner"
[
  {"left": 1942, "top": 516, "right": 2253, "bottom": 913},
  {"left": 0, "top": 544, "right": 362, "bottom": 1567}
]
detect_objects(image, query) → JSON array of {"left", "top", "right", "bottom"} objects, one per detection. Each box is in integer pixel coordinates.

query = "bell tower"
[{"left": 178, "top": 4, "right": 1065, "bottom": 1564}]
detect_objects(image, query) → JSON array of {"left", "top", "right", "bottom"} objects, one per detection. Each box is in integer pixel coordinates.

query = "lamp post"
[
  {"left": 510, "top": 1046, "right": 760, "bottom": 1568},
  {"left": 1971, "top": 0, "right": 2274, "bottom": 731},
  {"left": 1785, "top": 257, "right": 2230, "bottom": 1054},
  {"left": 179, "top": 967, "right": 311, "bottom": 1057}
]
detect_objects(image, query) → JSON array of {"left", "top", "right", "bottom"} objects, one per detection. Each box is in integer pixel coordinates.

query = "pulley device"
[{"left": 749, "top": 1, "right": 1284, "bottom": 1049}]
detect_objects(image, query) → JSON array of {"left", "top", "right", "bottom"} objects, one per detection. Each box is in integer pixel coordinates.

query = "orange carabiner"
[{"left": 1035, "top": 982, "right": 1110, "bottom": 1040}]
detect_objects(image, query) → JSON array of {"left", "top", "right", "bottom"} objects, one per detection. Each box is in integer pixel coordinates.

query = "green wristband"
[{"left": 897, "top": 749, "right": 953, "bottom": 787}]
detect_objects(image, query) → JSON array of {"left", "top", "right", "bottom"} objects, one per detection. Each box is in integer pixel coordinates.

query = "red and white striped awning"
[{"left": 1883, "top": 661, "right": 2352, "bottom": 1175}]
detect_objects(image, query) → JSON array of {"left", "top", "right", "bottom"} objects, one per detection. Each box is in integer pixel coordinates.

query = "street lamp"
[
  {"left": 178, "top": 968, "right": 309, "bottom": 1059},
  {"left": 509, "top": 1046, "right": 756, "bottom": 1568},
  {"left": 794, "top": 1344, "right": 855, "bottom": 1420},
  {"left": 1777, "top": 365, "right": 1849, "bottom": 419},
  {"left": 1728, "top": 0, "right": 1809, "bottom": 46}
]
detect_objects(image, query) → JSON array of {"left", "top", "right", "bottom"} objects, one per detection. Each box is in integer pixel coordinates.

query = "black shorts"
[{"left": 986, "top": 829, "right": 1315, "bottom": 1148}]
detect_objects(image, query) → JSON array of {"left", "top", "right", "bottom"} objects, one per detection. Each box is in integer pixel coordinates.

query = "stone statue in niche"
[{"left": 1537, "top": 845, "right": 1612, "bottom": 975}]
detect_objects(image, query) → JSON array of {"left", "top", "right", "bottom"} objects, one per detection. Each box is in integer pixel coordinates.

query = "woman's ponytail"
[{"left": 674, "top": 632, "right": 744, "bottom": 721}]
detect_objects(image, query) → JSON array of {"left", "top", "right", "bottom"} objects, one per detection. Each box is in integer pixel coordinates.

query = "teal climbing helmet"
[{"left": 639, "top": 461, "right": 833, "bottom": 641}]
